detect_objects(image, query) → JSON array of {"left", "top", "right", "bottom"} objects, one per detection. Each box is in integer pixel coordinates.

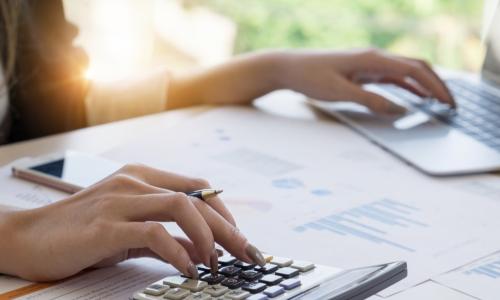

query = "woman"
[{"left": 0, "top": 0, "right": 454, "bottom": 282}]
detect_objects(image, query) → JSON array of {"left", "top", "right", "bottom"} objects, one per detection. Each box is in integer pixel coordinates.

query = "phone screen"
[{"left": 29, "top": 151, "right": 123, "bottom": 189}]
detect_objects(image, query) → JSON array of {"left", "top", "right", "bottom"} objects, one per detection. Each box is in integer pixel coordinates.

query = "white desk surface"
[
  {"left": 0, "top": 91, "right": 319, "bottom": 166},
  {"left": 0, "top": 90, "right": 496, "bottom": 299}
]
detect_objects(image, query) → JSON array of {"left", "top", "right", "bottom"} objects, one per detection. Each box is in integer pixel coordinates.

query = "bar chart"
[
  {"left": 293, "top": 198, "right": 428, "bottom": 252},
  {"left": 436, "top": 252, "right": 500, "bottom": 299},
  {"left": 464, "top": 257, "right": 500, "bottom": 279}
]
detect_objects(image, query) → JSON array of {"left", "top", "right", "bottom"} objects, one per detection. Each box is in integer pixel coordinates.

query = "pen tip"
[{"left": 215, "top": 189, "right": 223, "bottom": 194}]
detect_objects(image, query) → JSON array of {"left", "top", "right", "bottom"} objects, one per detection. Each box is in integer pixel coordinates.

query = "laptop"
[{"left": 312, "top": 5, "right": 500, "bottom": 176}]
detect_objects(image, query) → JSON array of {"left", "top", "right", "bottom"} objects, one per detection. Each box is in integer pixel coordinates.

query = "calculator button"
[
  {"left": 279, "top": 279, "right": 301, "bottom": 290},
  {"left": 239, "top": 270, "right": 263, "bottom": 281},
  {"left": 164, "top": 288, "right": 190, "bottom": 300},
  {"left": 218, "top": 256, "right": 237, "bottom": 266},
  {"left": 200, "top": 273, "right": 225, "bottom": 285},
  {"left": 133, "top": 292, "right": 159, "bottom": 300},
  {"left": 221, "top": 278, "right": 246, "bottom": 289},
  {"left": 234, "top": 261, "right": 256, "bottom": 270},
  {"left": 225, "top": 289, "right": 251, "bottom": 300},
  {"left": 179, "top": 279, "right": 208, "bottom": 292},
  {"left": 241, "top": 282, "right": 267, "bottom": 294},
  {"left": 290, "top": 261, "right": 315, "bottom": 272},
  {"left": 259, "top": 275, "right": 283, "bottom": 286},
  {"left": 247, "top": 294, "right": 268, "bottom": 300},
  {"left": 164, "top": 276, "right": 187, "bottom": 287},
  {"left": 184, "top": 293, "right": 211, "bottom": 300},
  {"left": 263, "top": 286, "right": 285, "bottom": 298},
  {"left": 144, "top": 283, "right": 170, "bottom": 296},
  {"left": 203, "top": 284, "right": 229, "bottom": 297},
  {"left": 254, "top": 264, "right": 278, "bottom": 274},
  {"left": 219, "top": 266, "right": 242, "bottom": 277},
  {"left": 270, "top": 257, "right": 293, "bottom": 268},
  {"left": 275, "top": 267, "right": 299, "bottom": 279},
  {"left": 262, "top": 254, "right": 273, "bottom": 263}
]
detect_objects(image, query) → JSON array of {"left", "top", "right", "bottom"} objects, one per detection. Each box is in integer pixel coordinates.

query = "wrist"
[{"left": 252, "top": 50, "right": 291, "bottom": 91}]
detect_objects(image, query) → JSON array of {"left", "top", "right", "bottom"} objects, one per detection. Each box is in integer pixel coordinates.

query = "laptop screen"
[{"left": 482, "top": 2, "right": 500, "bottom": 84}]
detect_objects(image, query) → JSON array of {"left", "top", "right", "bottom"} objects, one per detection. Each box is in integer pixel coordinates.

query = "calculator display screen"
[
  {"left": 291, "top": 265, "right": 387, "bottom": 300},
  {"left": 320, "top": 266, "right": 381, "bottom": 292}
]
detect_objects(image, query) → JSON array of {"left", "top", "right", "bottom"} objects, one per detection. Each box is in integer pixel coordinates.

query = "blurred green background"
[{"left": 191, "top": 0, "right": 484, "bottom": 71}]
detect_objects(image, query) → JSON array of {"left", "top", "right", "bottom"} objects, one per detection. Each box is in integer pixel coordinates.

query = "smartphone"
[{"left": 12, "top": 151, "right": 124, "bottom": 193}]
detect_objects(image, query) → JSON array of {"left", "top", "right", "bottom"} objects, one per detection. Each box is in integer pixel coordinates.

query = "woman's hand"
[
  {"left": 277, "top": 48, "right": 455, "bottom": 114},
  {"left": 0, "top": 164, "right": 265, "bottom": 282},
  {"left": 168, "top": 48, "right": 454, "bottom": 115}
]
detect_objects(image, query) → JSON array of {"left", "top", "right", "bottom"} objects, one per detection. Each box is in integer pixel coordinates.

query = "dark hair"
[{"left": 0, "top": 0, "right": 21, "bottom": 86}]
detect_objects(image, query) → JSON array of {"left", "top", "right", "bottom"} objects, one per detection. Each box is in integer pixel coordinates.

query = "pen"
[{"left": 187, "top": 189, "right": 223, "bottom": 201}]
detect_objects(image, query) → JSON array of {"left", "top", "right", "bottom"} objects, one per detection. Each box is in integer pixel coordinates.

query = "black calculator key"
[
  {"left": 198, "top": 265, "right": 212, "bottom": 272},
  {"left": 221, "top": 277, "right": 245, "bottom": 289},
  {"left": 275, "top": 267, "right": 299, "bottom": 278},
  {"left": 219, "top": 266, "right": 242, "bottom": 277},
  {"left": 182, "top": 269, "right": 207, "bottom": 279},
  {"left": 218, "top": 256, "right": 237, "bottom": 266},
  {"left": 259, "top": 274, "right": 283, "bottom": 286},
  {"left": 200, "top": 274, "right": 225, "bottom": 285},
  {"left": 239, "top": 270, "right": 263, "bottom": 281},
  {"left": 254, "top": 263, "right": 278, "bottom": 274},
  {"left": 234, "top": 261, "right": 256, "bottom": 270},
  {"left": 242, "top": 282, "right": 267, "bottom": 294}
]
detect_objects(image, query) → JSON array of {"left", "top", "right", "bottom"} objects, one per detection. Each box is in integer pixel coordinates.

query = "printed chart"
[
  {"left": 293, "top": 199, "right": 427, "bottom": 252},
  {"left": 436, "top": 251, "right": 500, "bottom": 300}
]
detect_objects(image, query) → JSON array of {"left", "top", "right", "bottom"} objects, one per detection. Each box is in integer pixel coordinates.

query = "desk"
[
  {"left": 0, "top": 90, "right": 315, "bottom": 166},
  {"left": 0, "top": 107, "right": 205, "bottom": 166},
  {"left": 0, "top": 91, "right": 496, "bottom": 299}
]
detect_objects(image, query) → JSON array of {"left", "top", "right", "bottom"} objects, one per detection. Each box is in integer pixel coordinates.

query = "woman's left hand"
[{"left": 277, "top": 48, "right": 455, "bottom": 115}]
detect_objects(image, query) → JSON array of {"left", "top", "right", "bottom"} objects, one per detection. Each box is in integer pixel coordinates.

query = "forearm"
[
  {"left": 0, "top": 208, "right": 20, "bottom": 276},
  {"left": 167, "top": 51, "right": 288, "bottom": 109}
]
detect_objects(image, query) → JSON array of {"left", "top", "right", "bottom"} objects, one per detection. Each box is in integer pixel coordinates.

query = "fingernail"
[
  {"left": 245, "top": 244, "right": 266, "bottom": 266},
  {"left": 210, "top": 249, "right": 219, "bottom": 275},
  {"left": 216, "top": 248, "right": 224, "bottom": 257},
  {"left": 188, "top": 261, "right": 198, "bottom": 280}
]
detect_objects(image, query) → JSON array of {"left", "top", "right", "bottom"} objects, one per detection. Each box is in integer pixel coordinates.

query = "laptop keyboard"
[{"left": 379, "top": 78, "right": 500, "bottom": 151}]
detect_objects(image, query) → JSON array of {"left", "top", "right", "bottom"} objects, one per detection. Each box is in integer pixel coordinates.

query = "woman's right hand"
[{"left": 0, "top": 164, "right": 265, "bottom": 282}]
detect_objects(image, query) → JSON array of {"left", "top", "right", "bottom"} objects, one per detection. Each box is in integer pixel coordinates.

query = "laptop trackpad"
[{"left": 393, "top": 112, "right": 432, "bottom": 130}]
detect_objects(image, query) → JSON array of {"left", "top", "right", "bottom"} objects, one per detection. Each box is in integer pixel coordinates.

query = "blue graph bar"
[
  {"left": 293, "top": 199, "right": 426, "bottom": 252},
  {"left": 465, "top": 259, "right": 500, "bottom": 279}
]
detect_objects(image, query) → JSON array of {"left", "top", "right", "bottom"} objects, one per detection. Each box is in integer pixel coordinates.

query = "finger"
[
  {"left": 403, "top": 57, "right": 456, "bottom": 107},
  {"left": 174, "top": 236, "right": 204, "bottom": 265},
  {"left": 117, "top": 222, "right": 199, "bottom": 279},
  {"left": 200, "top": 195, "right": 236, "bottom": 227},
  {"left": 120, "top": 163, "right": 209, "bottom": 192},
  {"left": 336, "top": 80, "right": 407, "bottom": 115},
  {"left": 118, "top": 192, "right": 215, "bottom": 266},
  {"left": 119, "top": 237, "right": 205, "bottom": 264},
  {"left": 190, "top": 197, "right": 266, "bottom": 266},
  {"left": 377, "top": 76, "right": 431, "bottom": 98},
  {"left": 378, "top": 55, "right": 454, "bottom": 106},
  {"left": 120, "top": 164, "right": 237, "bottom": 226}
]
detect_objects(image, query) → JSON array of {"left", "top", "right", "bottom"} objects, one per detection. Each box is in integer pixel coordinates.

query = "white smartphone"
[{"left": 11, "top": 151, "right": 124, "bottom": 193}]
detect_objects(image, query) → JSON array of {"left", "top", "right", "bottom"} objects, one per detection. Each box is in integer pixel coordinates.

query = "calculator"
[{"left": 131, "top": 254, "right": 407, "bottom": 300}]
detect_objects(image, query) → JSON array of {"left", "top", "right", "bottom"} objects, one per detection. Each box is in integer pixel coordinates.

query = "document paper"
[
  {"left": 435, "top": 250, "right": 500, "bottom": 300},
  {"left": 105, "top": 106, "right": 500, "bottom": 296}
]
